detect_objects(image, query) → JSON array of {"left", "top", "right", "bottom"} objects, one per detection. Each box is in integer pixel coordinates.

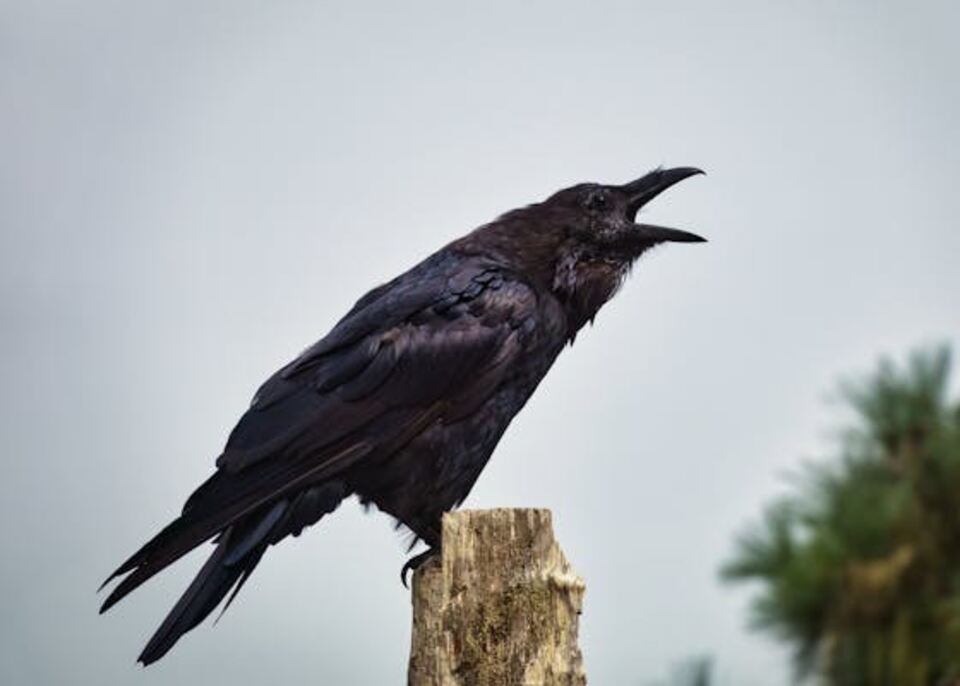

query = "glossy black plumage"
[{"left": 99, "top": 166, "right": 705, "bottom": 664}]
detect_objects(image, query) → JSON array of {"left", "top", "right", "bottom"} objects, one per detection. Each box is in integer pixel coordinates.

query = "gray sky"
[{"left": 2, "top": 2, "right": 958, "bottom": 684}]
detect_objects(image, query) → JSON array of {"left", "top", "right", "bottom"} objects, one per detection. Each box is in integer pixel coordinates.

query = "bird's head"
[
  {"left": 542, "top": 166, "right": 706, "bottom": 259},
  {"left": 458, "top": 166, "right": 706, "bottom": 333}
]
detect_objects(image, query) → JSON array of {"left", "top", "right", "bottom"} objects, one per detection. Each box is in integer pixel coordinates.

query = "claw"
[{"left": 400, "top": 548, "right": 439, "bottom": 588}]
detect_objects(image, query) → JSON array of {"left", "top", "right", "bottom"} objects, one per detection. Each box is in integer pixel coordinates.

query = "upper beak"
[{"left": 621, "top": 166, "right": 706, "bottom": 243}]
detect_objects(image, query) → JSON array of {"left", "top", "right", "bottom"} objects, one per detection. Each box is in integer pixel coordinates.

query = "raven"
[{"left": 100, "top": 166, "right": 705, "bottom": 664}]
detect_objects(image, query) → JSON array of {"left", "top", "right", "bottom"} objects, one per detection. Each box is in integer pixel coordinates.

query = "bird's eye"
[{"left": 584, "top": 191, "right": 608, "bottom": 212}]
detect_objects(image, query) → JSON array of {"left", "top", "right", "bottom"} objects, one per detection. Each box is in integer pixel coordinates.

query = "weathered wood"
[{"left": 408, "top": 508, "right": 586, "bottom": 686}]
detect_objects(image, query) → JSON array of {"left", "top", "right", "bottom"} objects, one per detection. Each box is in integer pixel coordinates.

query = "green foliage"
[{"left": 721, "top": 345, "right": 960, "bottom": 685}]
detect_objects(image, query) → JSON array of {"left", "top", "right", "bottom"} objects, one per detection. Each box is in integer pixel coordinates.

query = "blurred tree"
[
  {"left": 721, "top": 345, "right": 960, "bottom": 685},
  {"left": 643, "top": 655, "right": 713, "bottom": 686},
  {"left": 675, "top": 655, "right": 712, "bottom": 686}
]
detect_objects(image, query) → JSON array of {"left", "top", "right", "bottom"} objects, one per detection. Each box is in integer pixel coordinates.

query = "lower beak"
[{"left": 633, "top": 223, "right": 706, "bottom": 243}]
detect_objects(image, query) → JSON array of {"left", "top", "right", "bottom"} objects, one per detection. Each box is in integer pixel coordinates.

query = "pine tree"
[{"left": 722, "top": 345, "right": 960, "bottom": 685}]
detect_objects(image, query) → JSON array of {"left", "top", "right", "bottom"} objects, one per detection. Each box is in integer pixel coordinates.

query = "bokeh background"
[{"left": 2, "top": 2, "right": 958, "bottom": 684}]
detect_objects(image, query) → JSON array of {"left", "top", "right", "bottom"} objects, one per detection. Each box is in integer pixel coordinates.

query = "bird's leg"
[{"left": 400, "top": 522, "right": 441, "bottom": 588}]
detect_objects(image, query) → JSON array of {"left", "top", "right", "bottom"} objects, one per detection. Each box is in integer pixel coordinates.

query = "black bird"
[{"left": 100, "top": 166, "right": 705, "bottom": 664}]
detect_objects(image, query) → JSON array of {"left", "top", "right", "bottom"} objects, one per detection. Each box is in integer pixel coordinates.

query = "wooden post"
[{"left": 408, "top": 508, "right": 587, "bottom": 686}]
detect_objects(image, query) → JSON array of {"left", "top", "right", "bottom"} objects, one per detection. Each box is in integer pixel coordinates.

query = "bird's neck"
[
  {"left": 455, "top": 209, "right": 568, "bottom": 287},
  {"left": 551, "top": 244, "right": 629, "bottom": 338},
  {"left": 455, "top": 211, "right": 629, "bottom": 339}
]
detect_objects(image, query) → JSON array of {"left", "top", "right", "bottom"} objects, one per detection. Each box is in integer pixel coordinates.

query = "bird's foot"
[{"left": 400, "top": 547, "right": 439, "bottom": 588}]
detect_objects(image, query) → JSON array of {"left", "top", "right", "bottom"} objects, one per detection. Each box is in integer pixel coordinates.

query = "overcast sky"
[{"left": 2, "top": 2, "right": 958, "bottom": 684}]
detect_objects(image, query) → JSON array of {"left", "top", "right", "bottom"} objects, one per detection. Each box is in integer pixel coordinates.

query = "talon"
[{"left": 400, "top": 548, "right": 438, "bottom": 588}]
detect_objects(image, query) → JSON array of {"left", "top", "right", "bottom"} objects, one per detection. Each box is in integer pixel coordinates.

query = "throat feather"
[{"left": 553, "top": 249, "right": 629, "bottom": 337}]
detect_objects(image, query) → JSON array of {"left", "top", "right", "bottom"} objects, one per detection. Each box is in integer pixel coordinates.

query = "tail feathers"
[
  {"left": 101, "top": 481, "right": 348, "bottom": 665},
  {"left": 99, "top": 475, "right": 289, "bottom": 614},
  {"left": 99, "top": 515, "right": 219, "bottom": 614},
  {"left": 100, "top": 517, "right": 185, "bottom": 589},
  {"left": 137, "top": 504, "right": 284, "bottom": 665}
]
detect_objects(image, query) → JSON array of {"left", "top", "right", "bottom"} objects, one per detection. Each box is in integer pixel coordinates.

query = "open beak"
[{"left": 621, "top": 167, "right": 706, "bottom": 243}]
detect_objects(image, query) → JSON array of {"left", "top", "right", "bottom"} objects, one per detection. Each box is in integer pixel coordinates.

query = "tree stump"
[{"left": 408, "top": 508, "right": 586, "bottom": 686}]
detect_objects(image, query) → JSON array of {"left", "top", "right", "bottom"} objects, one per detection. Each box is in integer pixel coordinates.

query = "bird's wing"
[
  {"left": 216, "top": 252, "right": 530, "bottom": 475},
  {"left": 101, "top": 251, "right": 541, "bottom": 608}
]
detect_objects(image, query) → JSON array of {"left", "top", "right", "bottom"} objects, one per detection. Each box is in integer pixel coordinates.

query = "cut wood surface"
[{"left": 408, "top": 508, "right": 586, "bottom": 686}]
